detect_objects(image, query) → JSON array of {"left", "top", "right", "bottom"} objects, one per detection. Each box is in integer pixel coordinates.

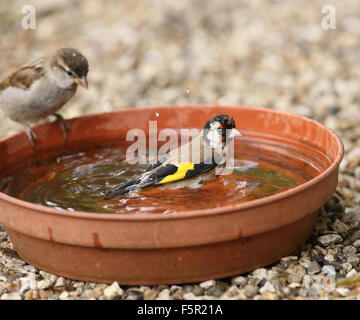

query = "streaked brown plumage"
[{"left": 0, "top": 48, "right": 89, "bottom": 148}]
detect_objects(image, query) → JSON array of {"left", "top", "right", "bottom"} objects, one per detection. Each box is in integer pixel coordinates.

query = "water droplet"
[
  {"left": 155, "top": 112, "right": 159, "bottom": 117},
  {"left": 185, "top": 88, "right": 190, "bottom": 94}
]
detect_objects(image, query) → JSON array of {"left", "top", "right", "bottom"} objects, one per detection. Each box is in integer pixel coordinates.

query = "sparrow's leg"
[
  {"left": 54, "top": 113, "right": 70, "bottom": 142},
  {"left": 21, "top": 122, "right": 38, "bottom": 149}
]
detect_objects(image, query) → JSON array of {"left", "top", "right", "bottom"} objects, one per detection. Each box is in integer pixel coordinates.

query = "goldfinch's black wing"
[
  {"left": 104, "top": 163, "right": 178, "bottom": 199},
  {"left": 103, "top": 155, "right": 220, "bottom": 199},
  {"left": 145, "top": 155, "right": 166, "bottom": 172},
  {"left": 103, "top": 156, "right": 168, "bottom": 198},
  {"left": 103, "top": 177, "right": 142, "bottom": 197}
]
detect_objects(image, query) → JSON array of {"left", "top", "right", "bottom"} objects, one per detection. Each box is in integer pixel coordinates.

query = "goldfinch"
[
  {"left": 104, "top": 114, "right": 242, "bottom": 199},
  {"left": 0, "top": 48, "right": 89, "bottom": 148}
]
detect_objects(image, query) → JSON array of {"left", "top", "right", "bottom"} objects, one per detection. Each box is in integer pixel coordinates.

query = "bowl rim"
[{"left": 0, "top": 104, "right": 344, "bottom": 221}]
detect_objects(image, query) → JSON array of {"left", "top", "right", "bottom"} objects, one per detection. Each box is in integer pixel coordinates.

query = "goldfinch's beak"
[
  {"left": 74, "top": 76, "right": 88, "bottom": 89},
  {"left": 231, "top": 129, "right": 243, "bottom": 137}
]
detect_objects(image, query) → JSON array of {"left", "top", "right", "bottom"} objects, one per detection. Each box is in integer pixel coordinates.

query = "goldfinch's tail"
[
  {"left": 103, "top": 178, "right": 143, "bottom": 199},
  {"left": 103, "top": 163, "right": 178, "bottom": 199}
]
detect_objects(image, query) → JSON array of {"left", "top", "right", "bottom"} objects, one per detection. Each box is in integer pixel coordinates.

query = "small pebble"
[
  {"left": 169, "top": 285, "right": 182, "bottom": 292},
  {"left": 298, "top": 257, "right": 312, "bottom": 269},
  {"left": 314, "top": 245, "right": 327, "bottom": 256},
  {"left": 317, "top": 234, "right": 343, "bottom": 246},
  {"left": 205, "top": 286, "right": 225, "bottom": 298},
  {"left": 346, "top": 269, "right": 359, "bottom": 278},
  {"left": 103, "top": 282, "right": 124, "bottom": 300},
  {"left": 143, "top": 288, "right": 159, "bottom": 300},
  {"left": 59, "top": 291, "right": 69, "bottom": 300},
  {"left": 156, "top": 289, "right": 171, "bottom": 300},
  {"left": 36, "top": 279, "right": 53, "bottom": 290},
  {"left": 288, "top": 282, "right": 301, "bottom": 289},
  {"left": 73, "top": 282, "right": 84, "bottom": 288},
  {"left": 280, "top": 256, "right": 298, "bottom": 264},
  {"left": 324, "top": 251, "right": 337, "bottom": 262},
  {"left": 252, "top": 268, "right": 267, "bottom": 280},
  {"left": 39, "top": 271, "right": 52, "bottom": 280},
  {"left": 350, "top": 230, "right": 360, "bottom": 242},
  {"left": 242, "top": 285, "right": 258, "bottom": 298},
  {"left": 1, "top": 292, "right": 22, "bottom": 300},
  {"left": 322, "top": 265, "right": 336, "bottom": 278},
  {"left": 307, "top": 261, "right": 322, "bottom": 275},
  {"left": 341, "top": 262, "right": 353, "bottom": 274},
  {"left": 54, "top": 277, "right": 66, "bottom": 288},
  {"left": 261, "top": 291, "right": 278, "bottom": 300},
  {"left": 22, "top": 265, "right": 36, "bottom": 273},
  {"left": 222, "top": 285, "right": 241, "bottom": 298},
  {"left": 336, "top": 287, "right": 349, "bottom": 297},
  {"left": 331, "top": 219, "right": 349, "bottom": 236},
  {"left": 231, "top": 276, "right": 247, "bottom": 286},
  {"left": 192, "top": 285, "right": 204, "bottom": 296},
  {"left": 183, "top": 292, "right": 197, "bottom": 300},
  {"left": 199, "top": 280, "right": 215, "bottom": 289},
  {"left": 124, "top": 289, "right": 143, "bottom": 300},
  {"left": 347, "top": 255, "right": 360, "bottom": 267},
  {"left": 259, "top": 281, "right": 276, "bottom": 294},
  {"left": 343, "top": 245, "right": 357, "bottom": 257},
  {"left": 353, "top": 239, "right": 360, "bottom": 248},
  {"left": 286, "top": 264, "right": 306, "bottom": 283},
  {"left": 24, "top": 290, "right": 38, "bottom": 300}
]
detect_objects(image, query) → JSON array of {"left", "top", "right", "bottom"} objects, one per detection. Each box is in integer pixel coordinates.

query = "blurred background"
[{"left": 0, "top": 0, "right": 359, "bottom": 152}]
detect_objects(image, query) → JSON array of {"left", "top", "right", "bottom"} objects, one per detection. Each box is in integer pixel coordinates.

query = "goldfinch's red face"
[{"left": 203, "top": 114, "right": 242, "bottom": 147}]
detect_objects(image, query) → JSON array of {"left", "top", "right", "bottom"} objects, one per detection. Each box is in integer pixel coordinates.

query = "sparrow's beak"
[{"left": 74, "top": 76, "right": 88, "bottom": 89}]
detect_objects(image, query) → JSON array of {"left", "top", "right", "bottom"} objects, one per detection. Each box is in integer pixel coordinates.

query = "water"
[{"left": 0, "top": 146, "right": 305, "bottom": 214}]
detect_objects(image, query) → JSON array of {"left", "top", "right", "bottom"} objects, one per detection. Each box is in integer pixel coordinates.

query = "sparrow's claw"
[
  {"left": 54, "top": 113, "right": 70, "bottom": 143},
  {"left": 22, "top": 122, "right": 38, "bottom": 149}
]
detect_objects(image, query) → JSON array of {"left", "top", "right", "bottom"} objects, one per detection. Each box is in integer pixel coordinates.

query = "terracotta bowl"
[{"left": 0, "top": 105, "right": 343, "bottom": 285}]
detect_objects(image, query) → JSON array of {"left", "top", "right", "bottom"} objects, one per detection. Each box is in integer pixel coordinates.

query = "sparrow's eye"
[{"left": 63, "top": 68, "right": 75, "bottom": 77}]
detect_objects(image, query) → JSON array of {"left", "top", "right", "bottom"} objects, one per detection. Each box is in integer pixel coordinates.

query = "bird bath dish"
[
  {"left": 0, "top": 105, "right": 343, "bottom": 284},
  {"left": 6, "top": 150, "right": 303, "bottom": 214}
]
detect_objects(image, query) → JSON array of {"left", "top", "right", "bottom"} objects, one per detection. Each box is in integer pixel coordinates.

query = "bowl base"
[{"left": 6, "top": 210, "right": 318, "bottom": 285}]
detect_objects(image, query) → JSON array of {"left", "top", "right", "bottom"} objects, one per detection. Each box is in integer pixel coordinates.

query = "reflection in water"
[{"left": 0, "top": 146, "right": 305, "bottom": 214}]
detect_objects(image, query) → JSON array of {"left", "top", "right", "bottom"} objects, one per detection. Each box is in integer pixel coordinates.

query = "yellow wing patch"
[{"left": 157, "top": 163, "right": 194, "bottom": 184}]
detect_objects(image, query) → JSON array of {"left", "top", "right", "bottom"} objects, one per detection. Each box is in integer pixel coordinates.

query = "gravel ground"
[{"left": 1, "top": 0, "right": 360, "bottom": 300}]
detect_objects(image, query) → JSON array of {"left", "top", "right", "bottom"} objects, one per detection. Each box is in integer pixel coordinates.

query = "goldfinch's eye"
[{"left": 66, "top": 70, "right": 73, "bottom": 76}]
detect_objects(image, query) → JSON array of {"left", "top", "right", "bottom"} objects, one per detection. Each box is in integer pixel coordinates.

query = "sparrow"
[
  {"left": 103, "top": 114, "right": 242, "bottom": 199},
  {"left": 0, "top": 48, "right": 89, "bottom": 148}
]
